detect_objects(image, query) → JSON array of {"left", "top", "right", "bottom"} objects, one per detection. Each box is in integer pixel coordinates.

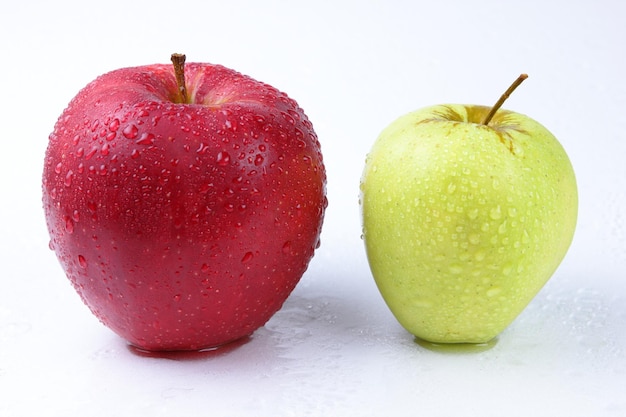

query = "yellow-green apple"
[
  {"left": 360, "top": 75, "right": 577, "bottom": 344},
  {"left": 42, "top": 54, "right": 327, "bottom": 351}
]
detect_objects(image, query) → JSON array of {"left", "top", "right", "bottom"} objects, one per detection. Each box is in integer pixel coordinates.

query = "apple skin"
[
  {"left": 42, "top": 61, "right": 327, "bottom": 351},
  {"left": 360, "top": 104, "right": 577, "bottom": 344}
]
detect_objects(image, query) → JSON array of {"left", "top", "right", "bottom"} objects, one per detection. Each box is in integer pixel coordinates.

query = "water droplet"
[
  {"left": 486, "top": 287, "right": 502, "bottom": 297},
  {"left": 241, "top": 252, "right": 254, "bottom": 263},
  {"left": 282, "top": 241, "right": 292, "bottom": 255},
  {"left": 101, "top": 143, "right": 110, "bottom": 156},
  {"left": 447, "top": 183, "right": 457, "bottom": 194},
  {"left": 78, "top": 255, "right": 87, "bottom": 268},
  {"left": 449, "top": 264, "right": 463, "bottom": 274},
  {"left": 85, "top": 146, "right": 98, "bottom": 160},
  {"left": 130, "top": 149, "right": 140, "bottom": 159},
  {"left": 489, "top": 205, "right": 502, "bottom": 220},
  {"left": 64, "top": 170, "right": 74, "bottom": 187},
  {"left": 173, "top": 294, "right": 182, "bottom": 302},
  {"left": 468, "top": 234, "right": 481, "bottom": 245},
  {"left": 281, "top": 111, "right": 295, "bottom": 125},
  {"left": 201, "top": 263, "right": 210, "bottom": 273},
  {"left": 216, "top": 151, "right": 230, "bottom": 166},
  {"left": 122, "top": 124, "right": 139, "bottom": 139},
  {"left": 254, "top": 154, "right": 264, "bottom": 166},
  {"left": 64, "top": 216, "right": 74, "bottom": 234},
  {"left": 109, "top": 118, "right": 120, "bottom": 131},
  {"left": 136, "top": 132, "right": 155, "bottom": 145},
  {"left": 72, "top": 210, "right": 80, "bottom": 222},
  {"left": 54, "top": 162, "right": 62, "bottom": 174}
]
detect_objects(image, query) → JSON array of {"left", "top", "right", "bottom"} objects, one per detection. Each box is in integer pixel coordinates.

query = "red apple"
[{"left": 42, "top": 54, "right": 327, "bottom": 351}]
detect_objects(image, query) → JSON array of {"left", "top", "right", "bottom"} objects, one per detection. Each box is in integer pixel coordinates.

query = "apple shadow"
[
  {"left": 126, "top": 335, "right": 252, "bottom": 361},
  {"left": 414, "top": 336, "right": 499, "bottom": 354}
]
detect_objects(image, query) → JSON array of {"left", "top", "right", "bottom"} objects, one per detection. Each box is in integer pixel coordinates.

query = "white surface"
[{"left": 1, "top": 0, "right": 625, "bottom": 416}]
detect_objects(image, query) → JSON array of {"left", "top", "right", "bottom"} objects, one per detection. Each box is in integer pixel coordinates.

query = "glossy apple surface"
[
  {"left": 43, "top": 58, "right": 327, "bottom": 351},
  {"left": 360, "top": 104, "right": 577, "bottom": 343}
]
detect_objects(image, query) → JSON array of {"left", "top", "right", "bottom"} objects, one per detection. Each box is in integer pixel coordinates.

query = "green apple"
[{"left": 360, "top": 75, "right": 578, "bottom": 344}]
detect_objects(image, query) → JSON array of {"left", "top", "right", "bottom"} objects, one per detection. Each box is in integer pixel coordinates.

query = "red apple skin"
[{"left": 42, "top": 62, "right": 327, "bottom": 351}]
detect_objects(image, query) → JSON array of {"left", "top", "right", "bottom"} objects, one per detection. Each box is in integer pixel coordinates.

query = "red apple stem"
[
  {"left": 171, "top": 53, "right": 188, "bottom": 103},
  {"left": 482, "top": 73, "right": 529, "bottom": 126}
]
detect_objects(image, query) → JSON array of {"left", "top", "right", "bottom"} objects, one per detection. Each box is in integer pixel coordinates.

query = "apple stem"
[
  {"left": 482, "top": 73, "right": 529, "bottom": 126},
  {"left": 171, "top": 53, "right": 188, "bottom": 103}
]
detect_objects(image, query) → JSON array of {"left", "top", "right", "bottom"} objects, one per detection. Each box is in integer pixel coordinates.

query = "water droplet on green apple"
[
  {"left": 468, "top": 233, "right": 481, "bottom": 245},
  {"left": 486, "top": 287, "right": 502, "bottom": 297},
  {"left": 489, "top": 205, "right": 502, "bottom": 220},
  {"left": 449, "top": 264, "right": 463, "bottom": 274}
]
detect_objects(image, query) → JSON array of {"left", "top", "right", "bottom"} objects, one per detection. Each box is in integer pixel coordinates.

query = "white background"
[{"left": 1, "top": 0, "right": 625, "bottom": 416}]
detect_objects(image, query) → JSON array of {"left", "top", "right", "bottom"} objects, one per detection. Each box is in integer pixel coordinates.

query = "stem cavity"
[
  {"left": 171, "top": 53, "right": 188, "bottom": 103},
  {"left": 482, "top": 73, "right": 528, "bottom": 126}
]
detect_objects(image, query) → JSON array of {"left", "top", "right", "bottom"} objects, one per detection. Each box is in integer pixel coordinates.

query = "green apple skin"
[{"left": 360, "top": 104, "right": 578, "bottom": 344}]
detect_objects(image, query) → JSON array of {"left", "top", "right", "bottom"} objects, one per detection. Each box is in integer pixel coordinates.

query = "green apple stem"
[
  {"left": 171, "top": 53, "right": 188, "bottom": 104},
  {"left": 482, "top": 73, "right": 529, "bottom": 126}
]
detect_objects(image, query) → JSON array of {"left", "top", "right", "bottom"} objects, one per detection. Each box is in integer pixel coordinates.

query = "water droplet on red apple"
[
  {"left": 78, "top": 255, "right": 87, "bottom": 268},
  {"left": 173, "top": 294, "right": 182, "bottom": 302},
  {"left": 201, "top": 263, "right": 210, "bottom": 273},
  {"left": 282, "top": 241, "right": 292, "bottom": 255},
  {"left": 131, "top": 149, "right": 140, "bottom": 159},
  {"left": 101, "top": 143, "right": 110, "bottom": 156},
  {"left": 281, "top": 111, "right": 295, "bottom": 125},
  {"left": 54, "top": 162, "right": 62, "bottom": 174},
  {"left": 122, "top": 124, "right": 139, "bottom": 139},
  {"left": 136, "top": 132, "right": 155, "bottom": 145},
  {"left": 64, "top": 170, "right": 74, "bottom": 187},
  {"left": 216, "top": 151, "right": 230, "bottom": 166},
  {"left": 85, "top": 146, "right": 98, "bottom": 160},
  {"left": 64, "top": 216, "right": 74, "bottom": 234},
  {"left": 241, "top": 252, "right": 254, "bottom": 263},
  {"left": 109, "top": 118, "right": 120, "bottom": 131},
  {"left": 254, "top": 154, "right": 264, "bottom": 166}
]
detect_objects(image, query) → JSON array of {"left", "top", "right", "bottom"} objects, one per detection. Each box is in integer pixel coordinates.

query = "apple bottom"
[{"left": 62, "top": 229, "right": 315, "bottom": 351}]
